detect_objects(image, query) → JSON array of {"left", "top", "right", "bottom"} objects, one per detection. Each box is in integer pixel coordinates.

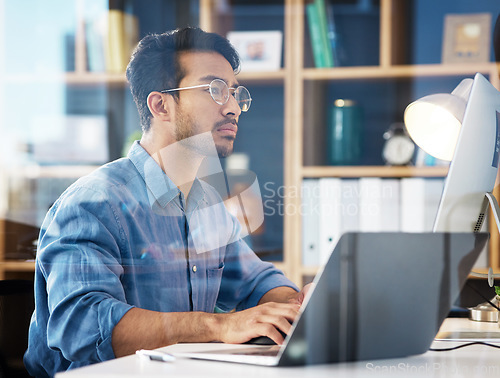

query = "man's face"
[{"left": 172, "top": 51, "right": 242, "bottom": 157}]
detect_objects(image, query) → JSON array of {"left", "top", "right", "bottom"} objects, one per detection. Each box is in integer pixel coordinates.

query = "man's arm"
[
  {"left": 112, "top": 302, "right": 300, "bottom": 357},
  {"left": 258, "top": 284, "right": 313, "bottom": 306}
]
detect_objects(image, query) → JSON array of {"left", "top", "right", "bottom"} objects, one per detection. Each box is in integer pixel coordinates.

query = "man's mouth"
[{"left": 215, "top": 121, "right": 238, "bottom": 137}]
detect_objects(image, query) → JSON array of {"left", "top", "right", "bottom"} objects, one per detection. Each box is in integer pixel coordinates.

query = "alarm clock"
[{"left": 382, "top": 123, "right": 415, "bottom": 166}]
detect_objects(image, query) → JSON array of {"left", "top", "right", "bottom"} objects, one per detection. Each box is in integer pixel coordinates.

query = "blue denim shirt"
[{"left": 24, "top": 141, "right": 297, "bottom": 377}]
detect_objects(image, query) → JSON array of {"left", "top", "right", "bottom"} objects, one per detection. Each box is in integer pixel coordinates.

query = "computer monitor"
[{"left": 432, "top": 73, "right": 500, "bottom": 236}]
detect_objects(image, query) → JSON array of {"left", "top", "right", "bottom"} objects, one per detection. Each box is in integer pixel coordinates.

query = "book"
[
  {"left": 302, "top": 179, "right": 320, "bottom": 266},
  {"left": 86, "top": 19, "right": 106, "bottom": 72},
  {"left": 415, "top": 147, "right": 450, "bottom": 167},
  {"left": 400, "top": 178, "right": 426, "bottom": 232},
  {"left": 325, "top": 3, "right": 340, "bottom": 67},
  {"left": 314, "top": 0, "right": 334, "bottom": 67},
  {"left": 306, "top": 0, "right": 334, "bottom": 68},
  {"left": 318, "top": 178, "right": 342, "bottom": 264},
  {"left": 306, "top": 1, "right": 326, "bottom": 68},
  {"left": 401, "top": 178, "right": 446, "bottom": 232},
  {"left": 102, "top": 0, "right": 138, "bottom": 73},
  {"left": 358, "top": 177, "right": 383, "bottom": 231},
  {"left": 339, "top": 179, "right": 359, "bottom": 234},
  {"left": 106, "top": 8, "right": 126, "bottom": 73},
  {"left": 424, "top": 178, "right": 445, "bottom": 231},
  {"left": 84, "top": 0, "right": 108, "bottom": 72},
  {"left": 123, "top": 5, "right": 139, "bottom": 67},
  {"left": 380, "top": 179, "right": 400, "bottom": 232}
]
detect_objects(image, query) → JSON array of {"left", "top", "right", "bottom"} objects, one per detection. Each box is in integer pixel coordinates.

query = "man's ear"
[{"left": 147, "top": 91, "right": 174, "bottom": 122}]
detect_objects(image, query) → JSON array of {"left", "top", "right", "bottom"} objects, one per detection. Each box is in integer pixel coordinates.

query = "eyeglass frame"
[{"left": 160, "top": 78, "right": 252, "bottom": 112}]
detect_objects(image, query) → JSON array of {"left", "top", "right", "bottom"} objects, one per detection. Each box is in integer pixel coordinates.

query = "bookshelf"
[
  {"left": 201, "top": 0, "right": 500, "bottom": 286},
  {"left": 1, "top": 0, "right": 499, "bottom": 286},
  {"left": 0, "top": 0, "right": 289, "bottom": 279},
  {"left": 302, "top": 165, "right": 449, "bottom": 178},
  {"left": 0, "top": 0, "right": 176, "bottom": 279}
]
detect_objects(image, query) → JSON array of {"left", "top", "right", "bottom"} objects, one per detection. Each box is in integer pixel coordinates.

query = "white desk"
[{"left": 56, "top": 318, "right": 500, "bottom": 378}]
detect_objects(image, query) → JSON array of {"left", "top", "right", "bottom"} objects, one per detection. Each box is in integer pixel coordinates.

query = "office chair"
[{"left": 0, "top": 280, "right": 34, "bottom": 378}]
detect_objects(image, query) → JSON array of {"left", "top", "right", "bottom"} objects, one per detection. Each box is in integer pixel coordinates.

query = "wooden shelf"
[
  {"left": 302, "top": 63, "right": 500, "bottom": 81},
  {"left": 20, "top": 165, "right": 100, "bottom": 179},
  {"left": 0, "top": 260, "right": 36, "bottom": 272},
  {"left": 3, "top": 69, "right": 288, "bottom": 86},
  {"left": 4, "top": 72, "right": 127, "bottom": 86},
  {"left": 302, "top": 165, "right": 449, "bottom": 178},
  {"left": 236, "top": 69, "right": 286, "bottom": 84}
]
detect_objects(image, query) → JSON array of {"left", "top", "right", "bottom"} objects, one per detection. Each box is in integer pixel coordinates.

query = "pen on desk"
[{"left": 136, "top": 349, "right": 176, "bottom": 362}]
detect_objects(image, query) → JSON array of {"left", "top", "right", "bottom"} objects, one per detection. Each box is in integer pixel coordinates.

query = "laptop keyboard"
[{"left": 233, "top": 347, "right": 280, "bottom": 357}]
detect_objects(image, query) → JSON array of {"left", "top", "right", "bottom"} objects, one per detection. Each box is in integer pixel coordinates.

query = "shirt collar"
[{"left": 127, "top": 140, "right": 206, "bottom": 210}]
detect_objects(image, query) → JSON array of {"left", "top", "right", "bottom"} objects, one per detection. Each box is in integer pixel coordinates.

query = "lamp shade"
[{"left": 404, "top": 78, "right": 473, "bottom": 161}]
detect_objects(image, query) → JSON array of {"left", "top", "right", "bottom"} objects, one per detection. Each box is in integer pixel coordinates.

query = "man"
[{"left": 24, "top": 27, "right": 308, "bottom": 377}]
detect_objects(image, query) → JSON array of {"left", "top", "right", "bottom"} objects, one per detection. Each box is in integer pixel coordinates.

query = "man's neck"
[
  {"left": 140, "top": 134, "right": 204, "bottom": 198},
  {"left": 157, "top": 144, "right": 204, "bottom": 198}
]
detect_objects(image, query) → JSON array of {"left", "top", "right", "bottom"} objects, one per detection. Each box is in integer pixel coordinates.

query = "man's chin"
[
  {"left": 217, "top": 147, "right": 233, "bottom": 158},
  {"left": 216, "top": 142, "right": 234, "bottom": 158}
]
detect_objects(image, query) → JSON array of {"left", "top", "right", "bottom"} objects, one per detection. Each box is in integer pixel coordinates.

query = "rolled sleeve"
[
  {"left": 240, "top": 262, "right": 299, "bottom": 309},
  {"left": 39, "top": 186, "right": 132, "bottom": 364},
  {"left": 96, "top": 299, "right": 134, "bottom": 360},
  {"left": 217, "top": 234, "right": 298, "bottom": 312}
]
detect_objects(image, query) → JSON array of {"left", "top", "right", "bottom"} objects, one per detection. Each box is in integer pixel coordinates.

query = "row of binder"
[{"left": 301, "top": 177, "right": 445, "bottom": 266}]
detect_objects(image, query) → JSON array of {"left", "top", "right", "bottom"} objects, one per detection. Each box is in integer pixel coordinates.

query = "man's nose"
[{"left": 222, "top": 94, "right": 242, "bottom": 117}]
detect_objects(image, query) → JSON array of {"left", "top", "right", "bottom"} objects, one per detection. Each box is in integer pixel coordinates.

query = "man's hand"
[
  {"left": 216, "top": 302, "right": 300, "bottom": 345},
  {"left": 217, "top": 283, "right": 315, "bottom": 345},
  {"left": 112, "top": 284, "right": 314, "bottom": 356},
  {"left": 287, "top": 283, "right": 314, "bottom": 306}
]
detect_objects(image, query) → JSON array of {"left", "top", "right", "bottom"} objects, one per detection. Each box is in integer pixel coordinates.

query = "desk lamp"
[
  {"left": 404, "top": 73, "right": 500, "bottom": 285},
  {"left": 404, "top": 73, "right": 500, "bottom": 321}
]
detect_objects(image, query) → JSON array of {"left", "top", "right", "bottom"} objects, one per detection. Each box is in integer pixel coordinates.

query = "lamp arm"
[{"left": 469, "top": 192, "right": 500, "bottom": 286}]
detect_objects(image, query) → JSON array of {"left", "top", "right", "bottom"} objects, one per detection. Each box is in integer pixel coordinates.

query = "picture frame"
[
  {"left": 442, "top": 13, "right": 492, "bottom": 64},
  {"left": 227, "top": 30, "right": 283, "bottom": 72}
]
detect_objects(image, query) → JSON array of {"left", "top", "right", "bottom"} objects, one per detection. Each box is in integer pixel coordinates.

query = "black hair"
[{"left": 126, "top": 27, "right": 241, "bottom": 132}]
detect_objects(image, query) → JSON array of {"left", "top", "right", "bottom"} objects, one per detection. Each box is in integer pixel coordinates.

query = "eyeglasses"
[{"left": 161, "top": 78, "right": 252, "bottom": 112}]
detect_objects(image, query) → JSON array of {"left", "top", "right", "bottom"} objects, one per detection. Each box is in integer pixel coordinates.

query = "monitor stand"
[
  {"left": 468, "top": 192, "right": 500, "bottom": 322},
  {"left": 469, "top": 192, "right": 500, "bottom": 287}
]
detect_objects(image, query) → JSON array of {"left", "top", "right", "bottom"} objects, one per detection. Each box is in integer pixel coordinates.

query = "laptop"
[{"left": 172, "top": 232, "right": 488, "bottom": 366}]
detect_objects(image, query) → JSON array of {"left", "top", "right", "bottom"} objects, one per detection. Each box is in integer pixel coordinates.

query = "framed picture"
[
  {"left": 227, "top": 30, "right": 283, "bottom": 72},
  {"left": 442, "top": 13, "right": 492, "bottom": 64}
]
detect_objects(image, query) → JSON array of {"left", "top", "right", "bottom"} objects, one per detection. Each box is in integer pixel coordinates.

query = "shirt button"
[{"left": 192, "top": 265, "right": 197, "bottom": 273}]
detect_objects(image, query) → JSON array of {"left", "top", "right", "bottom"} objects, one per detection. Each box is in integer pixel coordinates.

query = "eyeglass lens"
[{"left": 210, "top": 79, "right": 251, "bottom": 112}]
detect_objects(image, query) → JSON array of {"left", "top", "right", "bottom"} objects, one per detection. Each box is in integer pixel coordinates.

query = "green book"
[
  {"left": 306, "top": 2, "right": 326, "bottom": 68},
  {"left": 315, "top": 0, "right": 334, "bottom": 67}
]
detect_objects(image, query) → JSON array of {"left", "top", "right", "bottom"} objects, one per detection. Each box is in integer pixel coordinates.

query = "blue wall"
[{"left": 411, "top": 0, "right": 499, "bottom": 65}]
